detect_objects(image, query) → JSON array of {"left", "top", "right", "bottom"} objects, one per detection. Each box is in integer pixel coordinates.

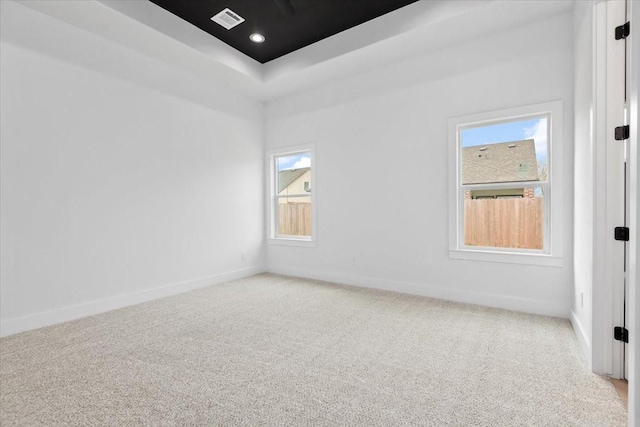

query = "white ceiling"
[{"left": 16, "top": 0, "right": 575, "bottom": 102}]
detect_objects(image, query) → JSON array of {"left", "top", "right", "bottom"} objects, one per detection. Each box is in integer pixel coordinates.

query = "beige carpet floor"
[{"left": 0, "top": 273, "right": 627, "bottom": 426}]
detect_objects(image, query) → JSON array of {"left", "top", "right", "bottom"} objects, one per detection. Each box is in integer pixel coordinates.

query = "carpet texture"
[{"left": 0, "top": 274, "right": 627, "bottom": 426}]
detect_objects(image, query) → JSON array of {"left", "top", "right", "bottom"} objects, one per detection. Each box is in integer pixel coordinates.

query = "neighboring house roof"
[
  {"left": 278, "top": 167, "right": 310, "bottom": 193},
  {"left": 462, "top": 139, "right": 539, "bottom": 184}
]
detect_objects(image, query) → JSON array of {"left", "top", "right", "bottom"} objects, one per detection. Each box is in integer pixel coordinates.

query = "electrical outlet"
[{"left": 241, "top": 252, "right": 246, "bottom": 261}]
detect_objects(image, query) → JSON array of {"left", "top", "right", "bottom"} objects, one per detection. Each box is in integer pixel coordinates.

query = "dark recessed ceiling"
[{"left": 149, "top": 0, "right": 419, "bottom": 64}]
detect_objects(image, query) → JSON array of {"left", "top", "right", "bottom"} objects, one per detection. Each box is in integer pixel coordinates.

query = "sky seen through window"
[{"left": 461, "top": 117, "right": 548, "bottom": 163}]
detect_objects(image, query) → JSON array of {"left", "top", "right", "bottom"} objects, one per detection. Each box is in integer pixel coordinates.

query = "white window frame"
[
  {"left": 448, "top": 101, "right": 563, "bottom": 267},
  {"left": 267, "top": 144, "right": 316, "bottom": 247}
]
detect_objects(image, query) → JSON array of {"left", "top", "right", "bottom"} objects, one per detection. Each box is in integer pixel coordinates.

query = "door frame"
[
  {"left": 580, "top": 0, "right": 637, "bottom": 421},
  {"left": 592, "top": 0, "right": 627, "bottom": 380},
  {"left": 626, "top": 0, "right": 639, "bottom": 422}
]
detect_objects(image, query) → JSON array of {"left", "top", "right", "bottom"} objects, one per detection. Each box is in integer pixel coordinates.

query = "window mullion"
[
  {"left": 461, "top": 181, "right": 548, "bottom": 191},
  {"left": 276, "top": 194, "right": 310, "bottom": 199}
]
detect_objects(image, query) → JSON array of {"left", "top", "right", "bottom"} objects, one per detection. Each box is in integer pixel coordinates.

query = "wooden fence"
[
  {"left": 464, "top": 198, "right": 543, "bottom": 249},
  {"left": 279, "top": 203, "right": 311, "bottom": 236}
]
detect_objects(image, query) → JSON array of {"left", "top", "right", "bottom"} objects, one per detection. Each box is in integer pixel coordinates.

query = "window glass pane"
[
  {"left": 275, "top": 151, "right": 312, "bottom": 237},
  {"left": 278, "top": 195, "right": 311, "bottom": 236},
  {"left": 276, "top": 152, "right": 311, "bottom": 196},
  {"left": 461, "top": 117, "right": 548, "bottom": 185},
  {"left": 463, "top": 186, "right": 544, "bottom": 250}
]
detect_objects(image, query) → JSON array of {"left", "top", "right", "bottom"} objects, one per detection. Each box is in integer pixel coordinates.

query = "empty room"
[{"left": 1, "top": 0, "right": 639, "bottom": 425}]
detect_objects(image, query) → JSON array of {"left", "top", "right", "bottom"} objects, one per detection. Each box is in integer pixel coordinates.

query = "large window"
[
  {"left": 268, "top": 144, "right": 315, "bottom": 245},
  {"left": 448, "top": 101, "right": 563, "bottom": 266}
]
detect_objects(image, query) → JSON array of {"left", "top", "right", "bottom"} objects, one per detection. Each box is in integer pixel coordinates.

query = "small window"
[
  {"left": 448, "top": 101, "right": 563, "bottom": 266},
  {"left": 268, "top": 144, "right": 316, "bottom": 245}
]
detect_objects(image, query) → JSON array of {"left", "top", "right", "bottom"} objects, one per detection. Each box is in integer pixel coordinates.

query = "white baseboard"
[
  {"left": 268, "top": 266, "right": 570, "bottom": 318},
  {"left": 0, "top": 266, "right": 265, "bottom": 337},
  {"left": 570, "top": 310, "right": 592, "bottom": 368}
]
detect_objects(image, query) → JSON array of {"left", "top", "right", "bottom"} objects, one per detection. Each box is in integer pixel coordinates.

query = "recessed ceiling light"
[{"left": 249, "top": 33, "right": 265, "bottom": 43}]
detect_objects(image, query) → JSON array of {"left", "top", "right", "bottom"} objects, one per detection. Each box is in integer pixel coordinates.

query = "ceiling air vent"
[{"left": 211, "top": 8, "right": 245, "bottom": 30}]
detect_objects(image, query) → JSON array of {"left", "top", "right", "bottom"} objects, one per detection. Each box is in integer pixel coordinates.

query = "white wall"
[
  {"left": 0, "top": 1, "right": 265, "bottom": 336},
  {"left": 572, "top": 0, "right": 595, "bottom": 367},
  {"left": 265, "top": 12, "right": 575, "bottom": 317}
]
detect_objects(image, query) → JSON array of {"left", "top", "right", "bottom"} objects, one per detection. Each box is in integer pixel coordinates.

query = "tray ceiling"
[{"left": 149, "top": 0, "right": 419, "bottom": 63}]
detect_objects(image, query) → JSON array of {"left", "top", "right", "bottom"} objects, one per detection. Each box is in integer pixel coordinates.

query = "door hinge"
[
  {"left": 614, "top": 227, "right": 630, "bottom": 241},
  {"left": 615, "top": 21, "right": 630, "bottom": 40},
  {"left": 615, "top": 125, "right": 630, "bottom": 140},
  {"left": 614, "top": 326, "right": 629, "bottom": 343}
]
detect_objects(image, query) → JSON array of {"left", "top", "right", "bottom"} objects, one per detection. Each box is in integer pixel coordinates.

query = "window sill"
[
  {"left": 268, "top": 237, "right": 316, "bottom": 247},
  {"left": 449, "top": 249, "right": 563, "bottom": 267}
]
